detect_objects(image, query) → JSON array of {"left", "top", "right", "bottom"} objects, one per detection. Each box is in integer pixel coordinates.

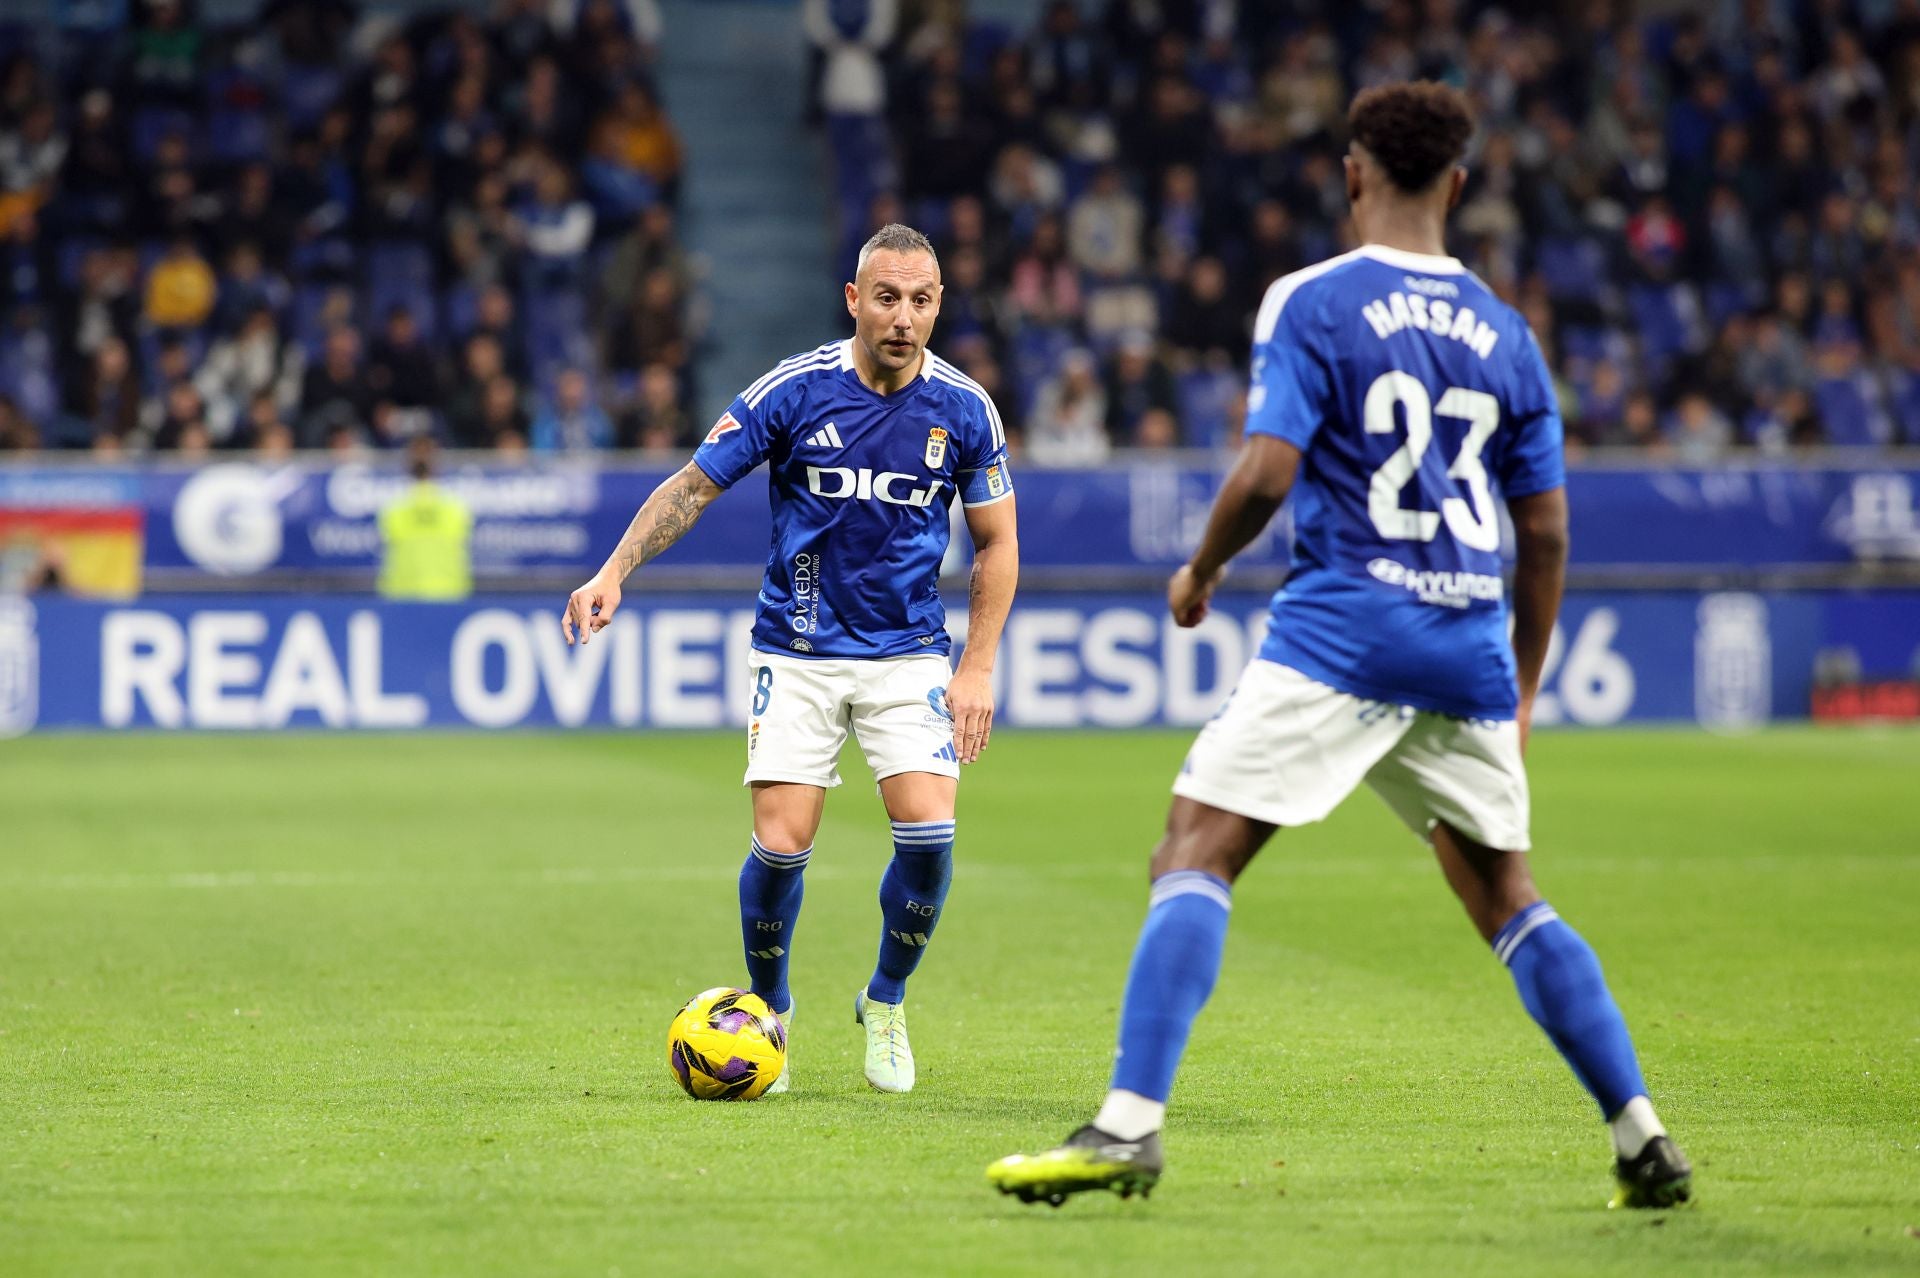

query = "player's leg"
[
  {"left": 870, "top": 768, "right": 957, "bottom": 1004},
  {"left": 742, "top": 781, "right": 825, "bottom": 1018},
  {"left": 847, "top": 654, "right": 962, "bottom": 1094},
  {"left": 740, "top": 653, "right": 854, "bottom": 1093},
  {"left": 1095, "top": 797, "right": 1274, "bottom": 1137},
  {"left": 991, "top": 661, "right": 1408, "bottom": 1203},
  {"left": 1431, "top": 822, "right": 1690, "bottom": 1206},
  {"left": 1367, "top": 715, "right": 1691, "bottom": 1207},
  {"left": 844, "top": 769, "right": 957, "bottom": 1092}
]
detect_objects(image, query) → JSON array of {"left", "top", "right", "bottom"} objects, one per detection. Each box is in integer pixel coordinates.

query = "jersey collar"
[{"left": 1359, "top": 244, "right": 1466, "bottom": 274}]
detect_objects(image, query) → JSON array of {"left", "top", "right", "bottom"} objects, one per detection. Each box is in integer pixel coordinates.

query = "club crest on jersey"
[
  {"left": 705, "top": 412, "right": 742, "bottom": 444},
  {"left": 924, "top": 426, "right": 948, "bottom": 469}
]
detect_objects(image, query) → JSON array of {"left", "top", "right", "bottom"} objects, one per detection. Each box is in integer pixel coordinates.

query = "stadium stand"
[
  {"left": 0, "top": 0, "right": 703, "bottom": 455},
  {"left": 2, "top": 0, "right": 1918, "bottom": 460},
  {"left": 821, "top": 0, "right": 1920, "bottom": 457}
]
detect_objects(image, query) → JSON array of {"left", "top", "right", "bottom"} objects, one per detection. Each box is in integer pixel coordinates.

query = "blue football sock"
[
  {"left": 866, "top": 820, "right": 954, "bottom": 1004},
  {"left": 1495, "top": 901, "right": 1649, "bottom": 1118},
  {"left": 739, "top": 835, "right": 808, "bottom": 1016},
  {"left": 1108, "top": 870, "right": 1233, "bottom": 1104}
]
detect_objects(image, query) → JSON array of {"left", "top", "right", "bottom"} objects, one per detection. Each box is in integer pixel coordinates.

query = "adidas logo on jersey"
[
  {"left": 931, "top": 742, "right": 958, "bottom": 762},
  {"left": 805, "top": 422, "right": 845, "bottom": 449}
]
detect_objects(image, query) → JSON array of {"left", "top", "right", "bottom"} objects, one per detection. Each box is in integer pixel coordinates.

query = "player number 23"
[{"left": 1363, "top": 370, "right": 1501, "bottom": 552}]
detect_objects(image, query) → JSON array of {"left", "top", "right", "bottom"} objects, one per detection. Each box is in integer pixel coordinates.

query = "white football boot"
[
  {"left": 854, "top": 990, "right": 914, "bottom": 1093},
  {"left": 764, "top": 1002, "right": 794, "bottom": 1095}
]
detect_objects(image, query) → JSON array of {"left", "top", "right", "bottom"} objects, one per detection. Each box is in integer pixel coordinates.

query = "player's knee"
[
  {"left": 752, "top": 823, "right": 816, "bottom": 858},
  {"left": 1147, "top": 828, "right": 1236, "bottom": 883},
  {"left": 1147, "top": 799, "right": 1267, "bottom": 883}
]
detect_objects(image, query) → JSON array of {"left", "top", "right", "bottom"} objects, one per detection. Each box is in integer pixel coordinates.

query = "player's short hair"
[
  {"left": 857, "top": 223, "right": 938, "bottom": 277},
  {"left": 1348, "top": 82, "right": 1475, "bottom": 194}
]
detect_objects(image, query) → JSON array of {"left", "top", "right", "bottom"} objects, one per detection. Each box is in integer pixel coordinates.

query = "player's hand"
[
  {"left": 1168, "top": 562, "right": 1225, "bottom": 628},
  {"left": 563, "top": 574, "right": 621, "bottom": 646},
  {"left": 947, "top": 668, "right": 994, "bottom": 764}
]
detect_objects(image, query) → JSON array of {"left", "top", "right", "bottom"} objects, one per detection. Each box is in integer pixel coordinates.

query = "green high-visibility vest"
[{"left": 378, "top": 481, "right": 474, "bottom": 600}]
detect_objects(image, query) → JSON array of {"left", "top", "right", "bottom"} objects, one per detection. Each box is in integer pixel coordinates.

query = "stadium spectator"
[
  {"left": 619, "top": 362, "right": 691, "bottom": 451},
  {"left": 143, "top": 237, "right": 218, "bottom": 332},
  {"left": 1027, "top": 348, "right": 1109, "bottom": 465},
  {"left": 298, "top": 326, "right": 374, "bottom": 448},
  {"left": 476, "top": 374, "right": 531, "bottom": 450},
  {"left": 366, "top": 305, "right": 442, "bottom": 437},
  {"left": 531, "top": 367, "right": 613, "bottom": 452},
  {"left": 1067, "top": 166, "right": 1144, "bottom": 281},
  {"left": 606, "top": 266, "right": 687, "bottom": 376},
  {"left": 60, "top": 337, "right": 143, "bottom": 450},
  {"left": 1105, "top": 331, "right": 1176, "bottom": 444},
  {"left": 1165, "top": 257, "right": 1243, "bottom": 364},
  {"left": 0, "top": 393, "right": 37, "bottom": 451},
  {"left": 469, "top": 284, "right": 529, "bottom": 380},
  {"left": 447, "top": 333, "right": 509, "bottom": 449},
  {"left": 1670, "top": 392, "right": 1736, "bottom": 463},
  {"left": 804, "top": 0, "right": 898, "bottom": 212},
  {"left": 242, "top": 389, "right": 296, "bottom": 454},
  {"left": 193, "top": 306, "right": 305, "bottom": 444},
  {"left": 152, "top": 382, "right": 212, "bottom": 454}
]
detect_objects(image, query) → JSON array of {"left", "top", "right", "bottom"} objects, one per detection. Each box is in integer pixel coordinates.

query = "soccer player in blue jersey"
[
  {"left": 989, "top": 83, "right": 1691, "bottom": 1207},
  {"left": 563, "top": 224, "right": 1019, "bottom": 1094}
]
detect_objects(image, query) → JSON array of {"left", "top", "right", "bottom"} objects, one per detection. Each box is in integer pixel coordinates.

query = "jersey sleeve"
[
  {"left": 1243, "top": 286, "right": 1335, "bottom": 449},
  {"left": 954, "top": 390, "right": 1014, "bottom": 507},
  {"left": 1494, "top": 327, "right": 1567, "bottom": 499},
  {"left": 690, "top": 394, "right": 774, "bottom": 490}
]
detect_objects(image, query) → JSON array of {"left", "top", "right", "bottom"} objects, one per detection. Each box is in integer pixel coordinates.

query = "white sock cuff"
[
  {"left": 1094, "top": 1089, "right": 1167, "bottom": 1142},
  {"left": 750, "top": 835, "right": 812, "bottom": 870},
  {"left": 1609, "top": 1095, "right": 1667, "bottom": 1160},
  {"left": 1149, "top": 869, "right": 1232, "bottom": 913},
  {"left": 890, "top": 819, "right": 956, "bottom": 847}
]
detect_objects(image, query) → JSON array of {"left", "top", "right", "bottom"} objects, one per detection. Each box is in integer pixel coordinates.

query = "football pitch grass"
[{"left": 2, "top": 729, "right": 1916, "bottom": 1276}]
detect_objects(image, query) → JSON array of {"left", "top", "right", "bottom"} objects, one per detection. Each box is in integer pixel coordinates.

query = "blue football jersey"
[
  {"left": 1246, "top": 245, "right": 1566, "bottom": 719},
  {"left": 693, "top": 340, "right": 1013, "bottom": 660}
]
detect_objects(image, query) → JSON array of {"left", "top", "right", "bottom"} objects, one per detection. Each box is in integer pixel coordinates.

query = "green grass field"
[{"left": 2, "top": 728, "right": 1917, "bottom": 1276}]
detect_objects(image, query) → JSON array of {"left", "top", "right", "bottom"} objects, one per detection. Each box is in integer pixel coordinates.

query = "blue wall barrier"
[
  {"left": 4, "top": 589, "right": 1915, "bottom": 736},
  {"left": 4, "top": 460, "right": 1920, "bottom": 579}
]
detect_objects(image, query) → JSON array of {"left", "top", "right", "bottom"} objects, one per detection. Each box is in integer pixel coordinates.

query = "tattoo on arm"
[{"left": 608, "top": 464, "right": 718, "bottom": 581}]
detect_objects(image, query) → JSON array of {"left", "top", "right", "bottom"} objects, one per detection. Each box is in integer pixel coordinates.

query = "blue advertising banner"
[
  {"left": 5, "top": 589, "right": 1914, "bottom": 735},
  {"left": 4, "top": 460, "right": 1919, "bottom": 579}
]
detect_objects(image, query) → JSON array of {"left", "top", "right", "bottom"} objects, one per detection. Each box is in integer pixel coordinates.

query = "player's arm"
[
  {"left": 562, "top": 461, "right": 723, "bottom": 645},
  {"left": 1507, "top": 485, "right": 1568, "bottom": 752},
  {"left": 949, "top": 494, "right": 1018, "bottom": 764},
  {"left": 1169, "top": 434, "right": 1302, "bottom": 627}
]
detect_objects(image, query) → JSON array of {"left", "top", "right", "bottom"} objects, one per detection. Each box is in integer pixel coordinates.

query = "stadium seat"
[
  {"left": 131, "top": 107, "right": 196, "bottom": 163},
  {"left": 278, "top": 64, "right": 345, "bottom": 131},
  {"left": 1536, "top": 236, "right": 1606, "bottom": 306},
  {"left": 205, "top": 110, "right": 272, "bottom": 165},
  {"left": 1176, "top": 366, "right": 1239, "bottom": 450},
  {"left": 1008, "top": 324, "right": 1075, "bottom": 419},
  {"left": 1814, "top": 376, "right": 1889, "bottom": 447},
  {"left": 291, "top": 284, "right": 343, "bottom": 359},
  {"left": 441, "top": 285, "right": 480, "bottom": 341},
  {"left": 1626, "top": 282, "right": 1699, "bottom": 365}
]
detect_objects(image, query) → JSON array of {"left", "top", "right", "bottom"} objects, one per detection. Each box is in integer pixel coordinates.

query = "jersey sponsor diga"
[
  {"left": 1246, "top": 245, "right": 1565, "bottom": 719},
  {"left": 693, "top": 340, "right": 1012, "bottom": 660}
]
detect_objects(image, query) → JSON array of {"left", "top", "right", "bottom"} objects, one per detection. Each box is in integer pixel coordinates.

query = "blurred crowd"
[
  {"left": 3, "top": 0, "right": 1920, "bottom": 466},
  {"left": 0, "top": 0, "right": 702, "bottom": 457},
  {"left": 815, "top": 0, "right": 1920, "bottom": 461}
]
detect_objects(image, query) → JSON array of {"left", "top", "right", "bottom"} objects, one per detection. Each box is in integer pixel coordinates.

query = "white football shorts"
[
  {"left": 743, "top": 649, "right": 959, "bottom": 788},
  {"left": 1171, "top": 659, "right": 1531, "bottom": 851}
]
